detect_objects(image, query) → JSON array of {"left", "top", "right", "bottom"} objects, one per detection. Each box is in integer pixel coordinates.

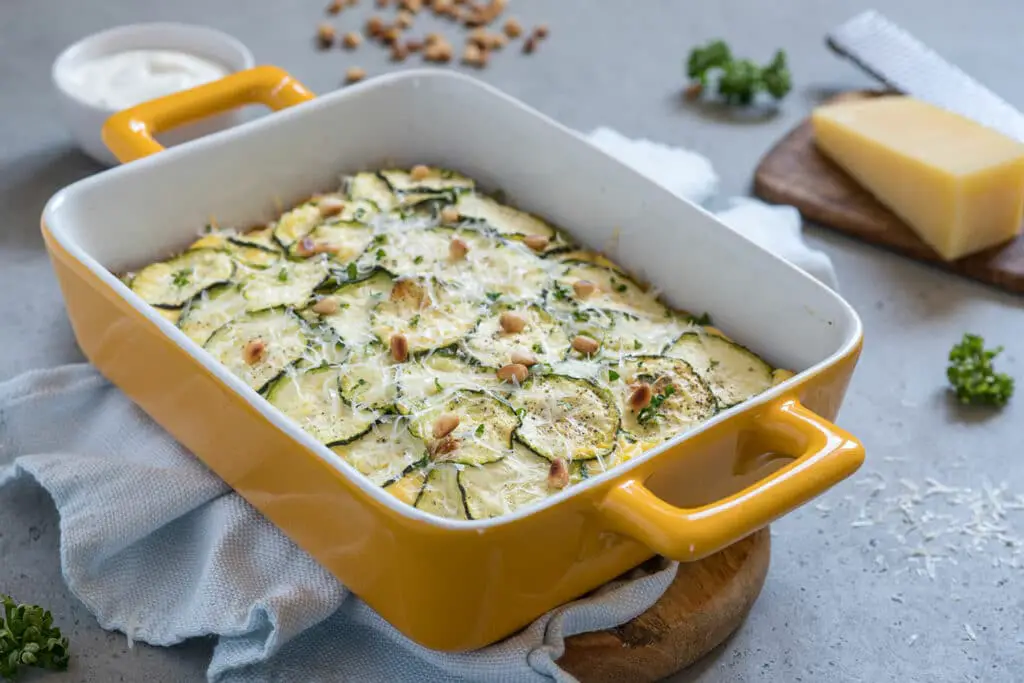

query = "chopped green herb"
[
  {"left": 515, "top": 407, "right": 526, "bottom": 418},
  {"left": 410, "top": 314, "right": 421, "bottom": 328},
  {"left": 690, "top": 312, "right": 713, "bottom": 326},
  {"left": 637, "top": 384, "right": 676, "bottom": 425},
  {"left": 277, "top": 269, "right": 289, "bottom": 283},
  {"left": 433, "top": 378, "right": 444, "bottom": 393},
  {"left": 413, "top": 255, "right": 424, "bottom": 265},
  {"left": 372, "top": 234, "right": 386, "bottom": 245},
  {"left": 375, "top": 248, "right": 386, "bottom": 261},
  {"left": 573, "top": 310, "right": 590, "bottom": 322},
  {"left": 634, "top": 339, "right": 643, "bottom": 350},
  {"left": 0, "top": 595, "right": 70, "bottom": 680},
  {"left": 532, "top": 342, "right": 544, "bottom": 354},
  {"left": 485, "top": 291, "right": 501, "bottom": 302},
  {"left": 346, "top": 262, "right": 358, "bottom": 280},
  {"left": 474, "top": 424, "right": 485, "bottom": 437},
  {"left": 615, "top": 283, "right": 628, "bottom": 293},
  {"left": 357, "top": 378, "right": 367, "bottom": 386},
  {"left": 947, "top": 333, "right": 1014, "bottom": 407},
  {"left": 608, "top": 369, "right": 620, "bottom": 381},
  {"left": 171, "top": 269, "right": 191, "bottom": 288},
  {"left": 354, "top": 208, "right": 367, "bottom": 221},
  {"left": 551, "top": 282, "right": 571, "bottom": 301}
]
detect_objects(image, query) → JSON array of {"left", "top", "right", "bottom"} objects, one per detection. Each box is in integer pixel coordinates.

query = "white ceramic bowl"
[{"left": 52, "top": 23, "right": 254, "bottom": 167}]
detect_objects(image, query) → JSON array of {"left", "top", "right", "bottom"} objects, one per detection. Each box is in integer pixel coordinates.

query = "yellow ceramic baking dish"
[{"left": 42, "top": 66, "right": 864, "bottom": 652}]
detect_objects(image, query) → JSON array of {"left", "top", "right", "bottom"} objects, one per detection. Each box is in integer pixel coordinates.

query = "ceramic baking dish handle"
[
  {"left": 101, "top": 66, "right": 315, "bottom": 163},
  {"left": 599, "top": 397, "right": 864, "bottom": 562}
]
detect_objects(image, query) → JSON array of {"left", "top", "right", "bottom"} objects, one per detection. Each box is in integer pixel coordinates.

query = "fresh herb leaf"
[
  {"left": 171, "top": 269, "right": 191, "bottom": 288},
  {"left": 413, "top": 255, "right": 424, "bottom": 265},
  {"left": 634, "top": 339, "right": 643, "bottom": 350},
  {"left": 532, "top": 342, "right": 544, "bottom": 354},
  {"left": 410, "top": 314, "right": 421, "bottom": 328},
  {"left": 485, "top": 291, "right": 501, "bottom": 302},
  {"left": 474, "top": 424, "right": 485, "bottom": 437},
  {"left": 277, "top": 269, "right": 289, "bottom": 283},
  {"left": 615, "top": 283, "right": 628, "bottom": 293},
  {"left": 551, "top": 282, "right": 571, "bottom": 301},
  {"left": 375, "top": 248, "right": 386, "bottom": 261},
  {"left": 346, "top": 262, "right": 358, "bottom": 280},
  {"left": 608, "top": 369, "right": 620, "bottom": 381},
  {"left": 357, "top": 378, "right": 367, "bottom": 386},
  {"left": 0, "top": 595, "right": 70, "bottom": 680},
  {"left": 637, "top": 385, "right": 675, "bottom": 425},
  {"left": 690, "top": 312, "right": 713, "bottom": 326},
  {"left": 372, "top": 234, "right": 386, "bottom": 245},
  {"left": 685, "top": 41, "right": 791, "bottom": 105},
  {"left": 433, "top": 378, "right": 443, "bottom": 393},
  {"left": 573, "top": 309, "right": 590, "bottom": 322},
  {"left": 947, "top": 333, "right": 1014, "bottom": 407}
]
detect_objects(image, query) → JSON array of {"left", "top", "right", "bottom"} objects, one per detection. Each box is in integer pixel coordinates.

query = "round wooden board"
[{"left": 557, "top": 528, "right": 771, "bottom": 683}]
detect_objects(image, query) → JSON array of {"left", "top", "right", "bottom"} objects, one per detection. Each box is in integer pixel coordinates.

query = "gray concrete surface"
[{"left": 2, "top": 1, "right": 1023, "bottom": 681}]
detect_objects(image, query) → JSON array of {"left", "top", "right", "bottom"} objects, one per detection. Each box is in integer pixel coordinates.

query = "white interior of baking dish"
[{"left": 43, "top": 69, "right": 862, "bottom": 529}]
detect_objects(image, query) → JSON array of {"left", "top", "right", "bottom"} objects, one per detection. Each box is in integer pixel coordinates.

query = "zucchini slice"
[
  {"left": 300, "top": 328, "right": 348, "bottom": 368},
  {"left": 265, "top": 365, "right": 376, "bottom": 446},
  {"left": 229, "top": 226, "right": 281, "bottom": 252},
  {"left": 569, "top": 310, "right": 686, "bottom": 358},
  {"left": 331, "top": 418, "right": 427, "bottom": 487},
  {"left": 307, "top": 268, "right": 393, "bottom": 346},
  {"left": 396, "top": 352, "right": 500, "bottom": 413},
  {"left": 414, "top": 464, "right": 467, "bottom": 520},
  {"left": 384, "top": 466, "right": 429, "bottom": 505},
  {"left": 364, "top": 226, "right": 489, "bottom": 276},
  {"left": 665, "top": 332, "right": 773, "bottom": 407},
  {"left": 463, "top": 237, "right": 550, "bottom": 302},
  {"left": 272, "top": 204, "right": 323, "bottom": 248},
  {"left": 410, "top": 390, "right": 519, "bottom": 466},
  {"left": 338, "top": 348, "right": 400, "bottom": 412},
  {"left": 188, "top": 233, "right": 280, "bottom": 269},
  {"left": 348, "top": 172, "right": 397, "bottom": 211},
  {"left": 458, "top": 442, "right": 553, "bottom": 520},
  {"left": 550, "top": 263, "right": 668, "bottom": 319},
  {"left": 203, "top": 308, "right": 309, "bottom": 393},
  {"left": 614, "top": 355, "right": 717, "bottom": 442},
  {"left": 287, "top": 221, "right": 374, "bottom": 263},
  {"left": 512, "top": 374, "right": 619, "bottom": 461},
  {"left": 380, "top": 168, "right": 474, "bottom": 195},
  {"left": 178, "top": 283, "right": 249, "bottom": 346},
  {"left": 465, "top": 304, "right": 570, "bottom": 368},
  {"left": 242, "top": 257, "right": 330, "bottom": 311},
  {"left": 455, "top": 193, "right": 566, "bottom": 252},
  {"left": 370, "top": 278, "right": 481, "bottom": 354},
  {"left": 131, "top": 249, "right": 234, "bottom": 308}
]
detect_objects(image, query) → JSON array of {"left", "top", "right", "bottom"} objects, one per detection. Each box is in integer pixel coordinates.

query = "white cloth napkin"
[
  {"left": 0, "top": 129, "right": 834, "bottom": 682},
  {"left": 585, "top": 127, "right": 839, "bottom": 291}
]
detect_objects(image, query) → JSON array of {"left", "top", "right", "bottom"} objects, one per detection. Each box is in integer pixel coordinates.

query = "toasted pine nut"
[
  {"left": 376, "top": 0, "right": 388, "bottom": 6},
  {"left": 572, "top": 279, "right": 596, "bottom": 299},
  {"left": 345, "top": 67, "right": 367, "bottom": 84},
  {"left": 366, "top": 16, "right": 385, "bottom": 36},
  {"left": 312, "top": 298, "right": 340, "bottom": 315},
  {"left": 410, "top": 164, "right": 431, "bottom": 180},
  {"left": 503, "top": 17, "right": 522, "bottom": 37},
  {"left": 533, "top": 23, "right": 549, "bottom": 38},
  {"left": 449, "top": 237, "right": 469, "bottom": 260},
  {"left": 390, "top": 278, "right": 430, "bottom": 305},
  {"left": 499, "top": 311, "right": 526, "bottom": 333},
  {"left": 391, "top": 43, "right": 409, "bottom": 61},
  {"left": 318, "top": 196, "right": 346, "bottom": 217},
  {"left": 429, "top": 434, "right": 461, "bottom": 460},
  {"left": 547, "top": 458, "right": 569, "bottom": 489},
  {"left": 390, "top": 333, "right": 409, "bottom": 362},
  {"left": 396, "top": 9, "right": 414, "bottom": 27},
  {"left": 317, "top": 23, "right": 337, "bottom": 48},
  {"left": 382, "top": 26, "right": 402, "bottom": 45},
  {"left": 497, "top": 363, "right": 529, "bottom": 384},
  {"left": 342, "top": 32, "right": 362, "bottom": 49},
  {"left": 401, "top": 0, "right": 422, "bottom": 11},
  {"left": 440, "top": 206, "right": 460, "bottom": 224},
  {"left": 243, "top": 339, "right": 266, "bottom": 365},
  {"left": 629, "top": 383, "right": 653, "bottom": 411},
  {"left": 406, "top": 38, "right": 424, "bottom": 52},
  {"left": 510, "top": 349, "right": 537, "bottom": 367},
  {"left": 432, "top": 412, "right": 460, "bottom": 438},
  {"left": 523, "top": 35, "right": 537, "bottom": 54},
  {"left": 522, "top": 234, "right": 549, "bottom": 251},
  {"left": 572, "top": 335, "right": 599, "bottom": 356},
  {"left": 327, "top": 0, "right": 344, "bottom": 14}
]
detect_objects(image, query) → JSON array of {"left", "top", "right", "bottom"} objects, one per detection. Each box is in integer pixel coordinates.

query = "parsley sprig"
[
  {"left": 947, "top": 334, "right": 1014, "bottom": 407},
  {"left": 685, "top": 40, "right": 791, "bottom": 105},
  {"left": 0, "top": 595, "right": 70, "bottom": 680}
]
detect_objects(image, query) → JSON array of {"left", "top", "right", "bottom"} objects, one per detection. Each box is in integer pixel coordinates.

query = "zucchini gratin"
[{"left": 120, "top": 166, "right": 787, "bottom": 521}]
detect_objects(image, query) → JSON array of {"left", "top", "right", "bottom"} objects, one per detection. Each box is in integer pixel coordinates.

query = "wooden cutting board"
[
  {"left": 753, "top": 91, "right": 1024, "bottom": 294},
  {"left": 558, "top": 528, "right": 770, "bottom": 683}
]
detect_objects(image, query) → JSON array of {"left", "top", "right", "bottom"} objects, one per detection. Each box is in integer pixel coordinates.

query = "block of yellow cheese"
[{"left": 811, "top": 96, "right": 1024, "bottom": 261}]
